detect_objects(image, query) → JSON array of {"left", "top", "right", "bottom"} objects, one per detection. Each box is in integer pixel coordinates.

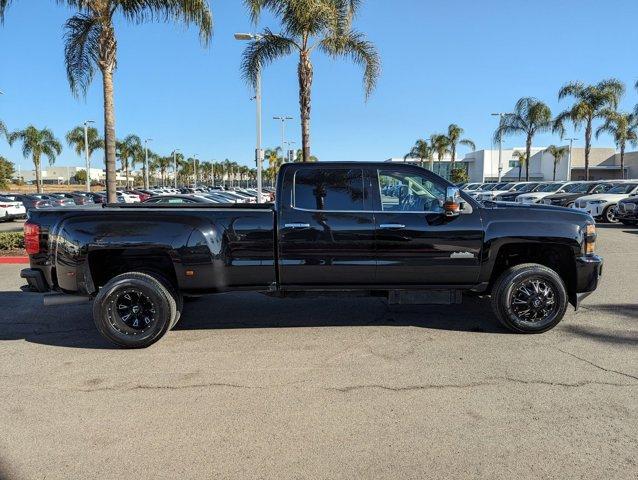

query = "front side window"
[
  {"left": 294, "top": 168, "right": 365, "bottom": 211},
  {"left": 378, "top": 170, "right": 446, "bottom": 212}
]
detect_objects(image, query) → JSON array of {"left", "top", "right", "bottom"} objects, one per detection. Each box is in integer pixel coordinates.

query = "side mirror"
[{"left": 444, "top": 186, "right": 461, "bottom": 217}]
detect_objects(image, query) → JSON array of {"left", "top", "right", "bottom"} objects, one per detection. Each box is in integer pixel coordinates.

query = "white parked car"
[
  {"left": 572, "top": 182, "right": 638, "bottom": 223},
  {"left": 0, "top": 195, "right": 27, "bottom": 221},
  {"left": 475, "top": 181, "right": 532, "bottom": 201},
  {"left": 516, "top": 182, "right": 575, "bottom": 204}
]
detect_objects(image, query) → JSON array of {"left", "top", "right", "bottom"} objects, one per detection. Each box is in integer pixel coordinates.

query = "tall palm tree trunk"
[
  {"left": 525, "top": 136, "right": 532, "bottom": 182},
  {"left": 553, "top": 161, "right": 557, "bottom": 181},
  {"left": 620, "top": 143, "right": 625, "bottom": 179},
  {"left": 518, "top": 164, "right": 522, "bottom": 181},
  {"left": 451, "top": 146, "right": 456, "bottom": 169},
  {"left": 99, "top": 24, "right": 117, "bottom": 203},
  {"left": 34, "top": 156, "right": 42, "bottom": 194},
  {"left": 298, "top": 51, "right": 313, "bottom": 163},
  {"left": 584, "top": 119, "right": 592, "bottom": 181}
]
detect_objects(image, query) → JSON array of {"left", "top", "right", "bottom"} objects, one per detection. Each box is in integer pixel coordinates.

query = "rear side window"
[{"left": 294, "top": 168, "right": 366, "bottom": 211}]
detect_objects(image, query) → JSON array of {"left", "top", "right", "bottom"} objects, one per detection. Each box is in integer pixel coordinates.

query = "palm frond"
[
  {"left": 459, "top": 139, "right": 476, "bottom": 151},
  {"left": 319, "top": 30, "right": 380, "bottom": 98},
  {"left": 0, "top": 0, "right": 13, "bottom": 23},
  {"left": 558, "top": 81, "right": 584, "bottom": 100},
  {"left": 241, "top": 29, "right": 298, "bottom": 87},
  {"left": 64, "top": 13, "right": 101, "bottom": 97}
]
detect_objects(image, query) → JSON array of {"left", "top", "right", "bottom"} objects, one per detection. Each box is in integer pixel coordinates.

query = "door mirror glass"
[{"left": 444, "top": 186, "right": 461, "bottom": 217}]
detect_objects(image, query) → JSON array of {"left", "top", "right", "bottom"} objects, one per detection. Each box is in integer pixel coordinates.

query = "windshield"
[
  {"left": 503, "top": 183, "right": 517, "bottom": 190},
  {"left": 608, "top": 183, "right": 638, "bottom": 194},
  {"left": 568, "top": 183, "right": 593, "bottom": 193},
  {"left": 464, "top": 184, "right": 480, "bottom": 191},
  {"left": 560, "top": 183, "right": 584, "bottom": 193},
  {"left": 512, "top": 183, "right": 528, "bottom": 191},
  {"left": 538, "top": 183, "right": 562, "bottom": 192}
]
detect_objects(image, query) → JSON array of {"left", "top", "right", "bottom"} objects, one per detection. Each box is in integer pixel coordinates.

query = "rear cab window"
[{"left": 293, "top": 168, "right": 367, "bottom": 211}]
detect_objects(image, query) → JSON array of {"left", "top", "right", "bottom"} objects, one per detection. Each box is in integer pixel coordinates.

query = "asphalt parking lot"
[
  {"left": 0, "top": 219, "right": 24, "bottom": 233},
  {"left": 0, "top": 225, "right": 636, "bottom": 480}
]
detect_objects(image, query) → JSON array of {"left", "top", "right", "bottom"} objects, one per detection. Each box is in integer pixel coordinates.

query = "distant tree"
[
  {"left": 595, "top": 111, "right": 638, "bottom": 180},
  {"left": 446, "top": 124, "right": 475, "bottom": 167},
  {"left": 73, "top": 169, "right": 87, "bottom": 184},
  {"left": 8, "top": 126, "right": 62, "bottom": 193},
  {"left": 544, "top": 145, "right": 570, "bottom": 181},
  {"left": 294, "top": 149, "right": 317, "bottom": 163},
  {"left": 116, "top": 135, "right": 141, "bottom": 188},
  {"left": 241, "top": 0, "right": 380, "bottom": 162},
  {"left": 512, "top": 150, "right": 527, "bottom": 181},
  {"left": 495, "top": 97, "right": 553, "bottom": 181},
  {"left": 450, "top": 168, "right": 469, "bottom": 184},
  {"left": 0, "top": 155, "right": 15, "bottom": 189},
  {"left": 430, "top": 134, "right": 451, "bottom": 175},
  {"left": 554, "top": 79, "right": 625, "bottom": 180},
  {"left": 0, "top": 119, "right": 7, "bottom": 142},
  {"left": 404, "top": 139, "right": 432, "bottom": 168},
  {"left": 66, "top": 125, "right": 103, "bottom": 166},
  {"left": 58, "top": 0, "right": 213, "bottom": 202}
]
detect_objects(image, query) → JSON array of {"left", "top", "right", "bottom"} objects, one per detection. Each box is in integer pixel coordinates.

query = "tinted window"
[
  {"left": 294, "top": 168, "right": 365, "bottom": 211},
  {"left": 378, "top": 170, "right": 446, "bottom": 212}
]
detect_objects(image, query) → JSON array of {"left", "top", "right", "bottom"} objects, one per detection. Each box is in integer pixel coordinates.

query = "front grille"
[
  {"left": 576, "top": 200, "right": 587, "bottom": 208},
  {"left": 543, "top": 199, "right": 552, "bottom": 205},
  {"left": 623, "top": 203, "right": 636, "bottom": 212}
]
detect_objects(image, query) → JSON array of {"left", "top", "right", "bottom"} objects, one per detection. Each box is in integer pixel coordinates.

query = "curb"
[{"left": 0, "top": 256, "right": 29, "bottom": 264}]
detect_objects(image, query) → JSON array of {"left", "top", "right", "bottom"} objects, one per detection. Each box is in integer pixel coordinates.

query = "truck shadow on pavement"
[{"left": 0, "top": 291, "right": 511, "bottom": 350}]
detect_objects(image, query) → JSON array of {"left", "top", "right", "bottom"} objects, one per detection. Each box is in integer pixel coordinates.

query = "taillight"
[
  {"left": 34, "top": 200, "right": 46, "bottom": 208},
  {"left": 24, "top": 221, "right": 41, "bottom": 255},
  {"left": 0, "top": 204, "right": 9, "bottom": 208}
]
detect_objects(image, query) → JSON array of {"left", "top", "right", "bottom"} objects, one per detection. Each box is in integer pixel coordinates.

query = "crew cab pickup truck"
[{"left": 21, "top": 162, "right": 603, "bottom": 348}]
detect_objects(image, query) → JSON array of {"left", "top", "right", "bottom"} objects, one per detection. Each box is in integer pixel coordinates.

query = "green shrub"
[
  {"left": 0, "top": 232, "right": 24, "bottom": 250},
  {"left": 450, "top": 168, "right": 469, "bottom": 184}
]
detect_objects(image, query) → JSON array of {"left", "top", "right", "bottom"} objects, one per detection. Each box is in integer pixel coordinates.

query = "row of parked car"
[
  {"left": 0, "top": 186, "right": 276, "bottom": 221},
  {"left": 461, "top": 179, "right": 638, "bottom": 225}
]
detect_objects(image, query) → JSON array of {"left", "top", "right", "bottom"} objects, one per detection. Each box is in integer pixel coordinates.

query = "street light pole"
[
  {"left": 173, "top": 149, "right": 180, "bottom": 188},
  {"left": 192, "top": 155, "right": 198, "bottom": 188},
  {"left": 285, "top": 141, "right": 296, "bottom": 162},
  {"left": 144, "top": 138, "right": 152, "bottom": 189},
  {"left": 83, "top": 120, "right": 95, "bottom": 192},
  {"left": 565, "top": 137, "right": 578, "bottom": 181},
  {"left": 235, "top": 32, "right": 265, "bottom": 201},
  {"left": 274, "top": 115, "right": 293, "bottom": 162},
  {"left": 491, "top": 113, "right": 506, "bottom": 182}
]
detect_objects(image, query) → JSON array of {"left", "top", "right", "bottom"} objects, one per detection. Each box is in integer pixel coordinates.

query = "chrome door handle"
[
  {"left": 284, "top": 223, "right": 310, "bottom": 229},
  {"left": 379, "top": 223, "right": 406, "bottom": 229}
]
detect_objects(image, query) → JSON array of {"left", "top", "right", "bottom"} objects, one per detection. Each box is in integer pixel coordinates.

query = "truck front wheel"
[
  {"left": 491, "top": 264, "right": 568, "bottom": 333},
  {"left": 92, "top": 272, "right": 177, "bottom": 348}
]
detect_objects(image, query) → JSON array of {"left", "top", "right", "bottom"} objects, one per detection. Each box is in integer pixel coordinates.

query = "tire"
[
  {"left": 141, "top": 271, "right": 183, "bottom": 329},
  {"left": 602, "top": 205, "right": 618, "bottom": 223},
  {"left": 491, "top": 263, "right": 568, "bottom": 334},
  {"left": 92, "top": 272, "right": 177, "bottom": 348}
]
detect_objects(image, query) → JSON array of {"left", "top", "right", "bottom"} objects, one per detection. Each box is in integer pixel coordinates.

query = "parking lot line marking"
[{"left": 0, "top": 256, "right": 29, "bottom": 264}]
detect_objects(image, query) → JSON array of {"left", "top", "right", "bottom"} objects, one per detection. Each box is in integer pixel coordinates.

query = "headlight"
[{"left": 588, "top": 200, "right": 606, "bottom": 204}]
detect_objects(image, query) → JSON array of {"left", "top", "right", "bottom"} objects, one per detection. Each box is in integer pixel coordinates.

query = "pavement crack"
[
  {"left": 556, "top": 348, "right": 638, "bottom": 381},
  {"left": 327, "top": 376, "right": 635, "bottom": 393},
  {"left": 75, "top": 382, "right": 259, "bottom": 393}
]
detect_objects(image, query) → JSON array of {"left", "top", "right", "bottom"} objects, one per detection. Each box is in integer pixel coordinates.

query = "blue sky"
[{"left": 1, "top": 0, "right": 638, "bottom": 169}]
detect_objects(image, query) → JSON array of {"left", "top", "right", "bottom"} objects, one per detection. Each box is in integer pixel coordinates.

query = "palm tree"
[
  {"left": 595, "top": 111, "right": 638, "bottom": 180},
  {"left": 116, "top": 134, "right": 141, "bottom": 188},
  {"left": 8, "top": 126, "right": 62, "bottom": 193},
  {"left": 544, "top": 145, "right": 569, "bottom": 181},
  {"left": 0, "top": 119, "right": 7, "bottom": 141},
  {"left": 293, "top": 149, "right": 317, "bottom": 163},
  {"left": 242, "top": 0, "right": 380, "bottom": 163},
  {"left": 446, "top": 124, "right": 475, "bottom": 167},
  {"left": 512, "top": 150, "right": 527, "bottom": 182},
  {"left": 494, "top": 97, "right": 553, "bottom": 181},
  {"left": 430, "top": 134, "right": 450, "bottom": 175},
  {"left": 153, "top": 155, "right": 171, "bottom": 186},
  {"left": 404, "top": 139, "right": 432, "bottom": 168},
  {"left": 60, "top": 1, "right": 213, "bottom": 203},
  {"left": 212, "top": 162, "right": 223, "bottom": 187},
  {"left": 554, "top": 79, "right": 625, "bottom": 180},
  {"left": 66, "top": 125, "right": 103, "bottom": 170}
]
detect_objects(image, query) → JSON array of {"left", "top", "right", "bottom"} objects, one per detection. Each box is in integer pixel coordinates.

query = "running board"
[
  {"left": 43, "top": 293, "right": 91, "bottom": 306},
  {"left": 388, "top": 290, "right": 463, "bottom": 305}
]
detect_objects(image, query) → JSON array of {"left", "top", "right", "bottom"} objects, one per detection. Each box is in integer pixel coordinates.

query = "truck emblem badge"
[{"left": 450, "top": 252, "right": 475, "bottom": 259}]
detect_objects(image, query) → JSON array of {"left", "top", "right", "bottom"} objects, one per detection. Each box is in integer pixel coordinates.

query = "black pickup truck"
[{"left": 21, "top": 162, "right": 602, "bottom": 348}]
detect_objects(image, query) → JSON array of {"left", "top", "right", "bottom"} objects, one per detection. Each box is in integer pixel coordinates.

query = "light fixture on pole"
[
  {"left": 173, "top": 149, "right": 180, "bottom": 188},
  {"left": 564, "top": 137, "right": 578, "bottom": 181},
  {"left": 83, "top": 120, "right": 95, "bottom": 192},
  {"left": 273, "top": 115, "right": 293, "bottom": 164},
  {"left": 144, "top": 138, "right": 152, "bottom": 189},
  {"left": 491, "top": 113, "right": 507, "bottom": 182},
  {"left": 235, "top": 32, "right": 265, "bottom": 201},
  {"left": 284, "top": 140, "right": 296, "bottom": 163}
]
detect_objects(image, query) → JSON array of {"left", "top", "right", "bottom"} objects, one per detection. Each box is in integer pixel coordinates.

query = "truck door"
[
  {"left": 373, "top": 167, "right": 484, "bottom": 285},
  {"left": 277, "top": 165, "right": 376, "bottom": 286}
]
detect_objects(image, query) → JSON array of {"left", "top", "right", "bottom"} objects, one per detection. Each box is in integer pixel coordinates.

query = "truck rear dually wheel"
[
  {"left": 491, "top": 264, "right": 568, "bottom": 333},
  {"left": 92, "top": 272, "right": 177, "bottom": 348}
]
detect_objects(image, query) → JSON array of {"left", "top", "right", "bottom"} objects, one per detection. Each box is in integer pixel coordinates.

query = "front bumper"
[
  {"left": 572, "top": 203, "right": 605, "bottom": 217},
  {"left": 615, "top": 206, "right": 638, "bottom": 221},
  {"left": 573, "top": 255, "right": 603, "bottom": 308}
]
